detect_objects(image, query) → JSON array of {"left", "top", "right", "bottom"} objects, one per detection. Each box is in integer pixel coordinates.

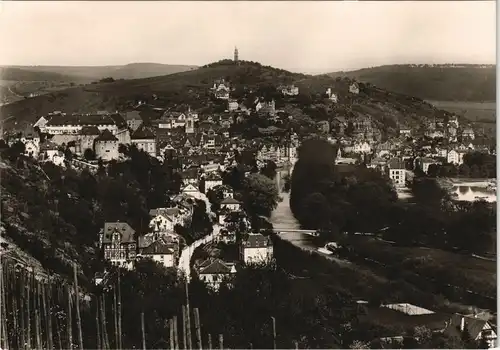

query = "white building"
[
  {"left": 204, "top": 172, "right": 223, "bottom": 192},
  {"left": 149, "top": 207, "right": 185, "bottom": 233},
  {"left": 447, "top": 149, "right": 466, "bottom": 165},
  {"left": 181, "top": 184, "right": 204, "bottom": 201},
  {"left": 280, "top": 85, "right": 299, "bottom": 96},
  {"left": 420, "top": 157, "right": 438, "bottom": 174},
  {"left": 227, "top": 99, "right": 239, "bottom": 112},
  {"left": 388, "top": 157, "right": 406, "bottom": 187},
  {"left": 325, "top": 88, "right": 338, "bottom": 103},
  {"left": 349, "top": 82, "right": 360, "bottom": 95},
  {"left": 131, "top": 126, "right": 156, "bottom": 157},
  {"left": 138, "top": 238, "right": 177, "bottom": 268},
  {"left": 220, "top": 197, "right": 242, "bottom": 212},
  {"left": 197, "top": 259, "right": 236, "bottom": 291},
  {"left": 44, "top": 113, "right": 121, "bottom": 135},
  {"left": 240, "top": 233, "right": 274, "bottom": 265},
  {"left": 94, "top": 129, "right": 119, "bottom": 161},
  {"left": 352, "top": 141, "right": 372, "bottom": 154}
]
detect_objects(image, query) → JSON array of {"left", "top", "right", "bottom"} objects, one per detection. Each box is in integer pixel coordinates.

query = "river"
[{"left": 270, "top": 168, "right": 351, "bottom": 265}]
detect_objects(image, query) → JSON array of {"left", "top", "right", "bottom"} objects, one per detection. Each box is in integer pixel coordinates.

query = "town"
[{"left": 0, "top": 2, "right": 497, "bottom": 348}]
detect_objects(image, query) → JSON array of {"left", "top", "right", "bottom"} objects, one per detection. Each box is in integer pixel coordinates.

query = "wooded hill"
[
  {"left": 327, "top": 64, "right": 496, "bottom": 102},
  {"left": 2, "top": 60, "right": 462, "bottom": 139}
]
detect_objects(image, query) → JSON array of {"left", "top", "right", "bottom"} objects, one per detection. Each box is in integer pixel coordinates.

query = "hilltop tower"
[{"left": 234, "top": 46, "right": 239, "bottom": 64}]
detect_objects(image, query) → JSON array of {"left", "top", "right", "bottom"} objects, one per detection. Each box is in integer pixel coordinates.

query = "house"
[
  {"left": 388, "top": 157, "right": 406, "bottom": 187},
  {"left": 349, "top": 82, "right": 360, "bottom": 95},
  {"left": 220, "top": 197, "right": 242, "bottom": 212},
  {"left": 227, "top": 99, "right": 239, "bottom": 112},
  {"left": 44, "top": 113, "right": 124, "bottom": 135},
  {"left": 255, "top": 99, "right": 276, "bottom": 116},
  {"left": 33, "top": 116, "right": 50, "bottom": 132},
  {"left": 94, "top": 129, "right": 119, "bottom": 161},
  {"left": 182, "top": 168, "right": 199, "bottom": 186},
  {"left": 447, "top": 149, "right": 466, "bottom": 165},
  {"left": 150, "top": 207, "right": 185, "bottom": 228},
  {"left": 240, "top": 233, "right": 274, "bottom": 265},
  {"left": 131, "top": 125, "right": 156, "bottom": 157},
  {"left": 279, "top": 85, "right": 299, "bottom": 96},
  {"left": 99, "top": 222, "right": 137, "bottom": 270},
  {"left": 444, "top": 314, "right": 497, "bottom": 348},
  {"left": 426, "top": 130, "right": 445, "bottom": 139},
  {"left": 462, "top": 127, "right": 475, "bottom": 140},
  {"left": 124, "top": 111, "right": 143, "bottom": 132},
  {"left": 352, "top": 141, "right": 372, "bottom": 154},
  {"left": 204, "top": 172, "right": 223, "bottom": 192},
  {"left": 420, "top": 157, "right": 437, "bottom": 174},
  {"left": 448, "top": 115, "right": 460, "bottom": 128},
  {"left": 196, "top": 258, "right": 237, "bottom": 291},
  {"left": 325, "top": 88, "right": 338, "bottom": 103},
  {"left": 40, "top": 141, "right": 66, "bottom": 166},
  {"left": 399, "top": 127, "right": 412, "bottom": 137},
  {"left": 138, "top": 238, "right": 178, "bottom": 268},
  {"left": 181, "top": 184, "right": 204, "bottom": 201},
  {"left": 149, "top": 209, "right": 176, "bottom": 232},
  {"left": 211, "top": 79, "right": 230, "bottom": 100}
]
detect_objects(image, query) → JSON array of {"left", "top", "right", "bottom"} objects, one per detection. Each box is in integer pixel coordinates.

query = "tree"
[
  {"left": 206, "top": 185, "right": 225, "bottom": 212},
  {"left": 8, "top": 141, "right": 26, "bottom": 160},
  {"left": 427, "top": 163, "right": 439, "bottom": 177},
  {"left": 242, "top": 173, "right": 280, "bottom": 218},
  {"left": 470, "top": 164, "right": 481, "bottom": 178},
  {"left": 260, "top": 160, "right": 277, "bottom": 180},
  {"left": 189, "top": 200, "right": 213, "bottom": 239},
  {"left": 409, "top": 177, "right": 450, "bottom": 208},
  {"left": 83, "top": 148, "right": 95, "bottom": 161},
  {"left": 458, "top": 163, "right": 471, "bottom": 177}
]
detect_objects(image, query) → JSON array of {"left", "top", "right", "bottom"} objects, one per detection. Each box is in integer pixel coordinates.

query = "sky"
[{"left": 0, "top": 1, "right": 496, "bottom": 73}]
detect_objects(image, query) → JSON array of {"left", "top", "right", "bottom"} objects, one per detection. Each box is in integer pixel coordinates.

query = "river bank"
[{"left": 270, "top": 169, "right": 495, "bottom": 316}]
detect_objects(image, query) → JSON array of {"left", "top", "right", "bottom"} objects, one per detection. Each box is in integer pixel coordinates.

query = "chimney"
[{"left": 460, "top": 316, "right": 465, "bottom": 332}]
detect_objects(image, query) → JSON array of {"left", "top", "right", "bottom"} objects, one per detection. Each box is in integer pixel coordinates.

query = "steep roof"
[
  {"left": 198, "top": 259, "right": 234, "bottom": 274},
  {"left": 46, "top": 113, "right": 117, "bottom": 127},
  {"left": 101, "top": 222, "right": 135, "bottom": 243},
  {"left": 242, "top": 233, "right": 272, "bottom": 248},
  {"left": 132, "top": 125, "right": 156, "bottom": 139},
  {"left": 95, "top": 129, "right": 118, "bottom": 142},
  {"left": 124, "top": 111, "right": 143, "bottom": 121},
  {"left": 80, "top": 126, "right": 100, "bottom": 135},
  {"left": 141, "top": 240, "right": 175, "bottom": 255},
  {"left": 388, "top": 157, "right": 405, "bottom": 169},
  {"left": 149, "top": 207, "right": 181, "bottom": 219},
  {"left": 221, "top": 197, "right": 241, "bottom": 205}
]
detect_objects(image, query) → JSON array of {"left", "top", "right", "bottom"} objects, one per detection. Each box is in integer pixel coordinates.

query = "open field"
[
  {"left": 343, "top": 237, "right": 496, "bottom": 302},
  {"left": 427, "top": 100, "right": 496, "bottom": 123},
  {"left": 428, "top": 100, "right": 496, "bottom": 136}
]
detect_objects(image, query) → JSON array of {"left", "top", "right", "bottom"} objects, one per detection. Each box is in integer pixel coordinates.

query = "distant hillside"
[
  {"left": 327, "top": 64, "right": 496, "bottom": 102},
  {"left": 0, "top": 67, "right": 85, "bottom": 82},
  {"left": 1, "top": 60, "right": 466, "bottom": 137},
  {"left": 4, "top": 63, "right": 199, "bottom": 81}
]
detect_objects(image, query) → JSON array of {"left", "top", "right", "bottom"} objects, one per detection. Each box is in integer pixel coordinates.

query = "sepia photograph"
[{"left": 0, "top": 1, "right": 496, "bottom": 349}]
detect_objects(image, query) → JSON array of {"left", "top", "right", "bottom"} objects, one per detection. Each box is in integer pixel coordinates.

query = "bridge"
[{"left": 270, "top": 228, "right": 320, "bottom": 237}]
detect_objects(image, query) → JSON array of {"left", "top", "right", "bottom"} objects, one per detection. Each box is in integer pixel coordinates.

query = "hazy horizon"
[{"left": 0, "top": 1, "right": 496, "bottom": 74}]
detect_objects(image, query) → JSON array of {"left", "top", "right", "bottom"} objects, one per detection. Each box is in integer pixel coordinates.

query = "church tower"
[
  {"left": 234, "top": 46, "right": 239, "bottom": 64},
  {"left": 185, "top": 110, "right": 195, "bottom": 134}
]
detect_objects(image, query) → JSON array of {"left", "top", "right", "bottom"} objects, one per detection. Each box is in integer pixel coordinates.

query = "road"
[{"left": 178, "top": 223, "right": 221, "bottom": 280}]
